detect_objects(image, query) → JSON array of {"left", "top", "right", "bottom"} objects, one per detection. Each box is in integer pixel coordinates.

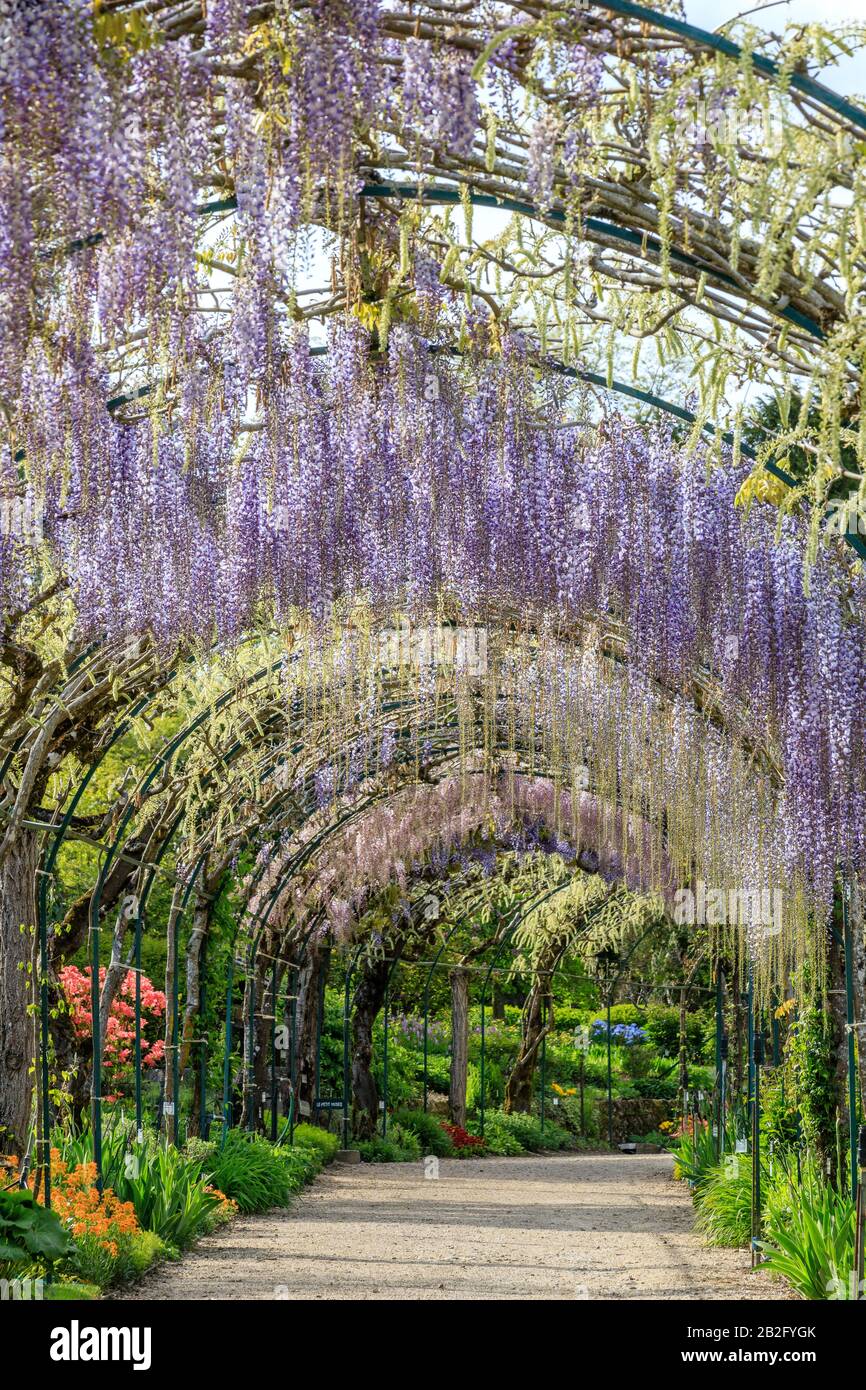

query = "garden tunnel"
[
  {"left": 12, "top": 605, "right": 865, "bottom": 1235},
  {"left": 2, "top": 0, "right": 866, "bottom": 1309}
]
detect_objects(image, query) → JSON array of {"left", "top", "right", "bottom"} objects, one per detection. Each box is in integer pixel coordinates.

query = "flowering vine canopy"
[{"left": 2, "top": 0, "right": 866, "bottom": 998}]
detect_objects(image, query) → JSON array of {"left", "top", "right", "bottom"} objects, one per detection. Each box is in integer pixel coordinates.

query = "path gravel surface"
[{"left": 117, "top": 1151, "right": 792, "bottom": 1301}]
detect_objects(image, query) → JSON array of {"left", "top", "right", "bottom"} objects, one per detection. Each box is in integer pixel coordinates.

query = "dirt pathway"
[{"left": 118, "top": 1152, "right": 791, "bottom": 1301}]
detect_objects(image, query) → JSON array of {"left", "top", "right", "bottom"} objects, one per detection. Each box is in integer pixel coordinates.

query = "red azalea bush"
[
  {"left": 60, "top": 966, "right": 166, "bottom": 1097},
  {"left": 440, "top": 1121, "right": 485, "bottom": 1152}
]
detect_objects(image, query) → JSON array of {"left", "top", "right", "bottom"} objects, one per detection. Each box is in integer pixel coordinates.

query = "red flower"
[{"left": 441, "top": 1121, "right": 485, "bottom": 1150}]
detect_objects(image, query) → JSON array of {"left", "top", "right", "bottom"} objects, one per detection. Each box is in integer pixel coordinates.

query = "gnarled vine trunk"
[
  {"left": 295, "top": 946, "right": 329, "bottom": 1121},
  {"left": 184, "top": 894, "right": 212, "bottom": 1137},
  {"left": 0, "top": 832, "right": 39, "bottom": 1158},
  {"left": 449, "top": 967, "right": 469, "bottom": 1127},
  {"left": 351, "top": 957, "right": 391, "bottom": 1140},
  {"left": 504, "top": 980, "right": 548, "bottom": 1115},
  {"left": 239, "top": 955, "right": 269, "bottom": 1132}
]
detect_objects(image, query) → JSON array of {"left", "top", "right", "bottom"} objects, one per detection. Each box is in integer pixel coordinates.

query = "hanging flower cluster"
[
  {"left": 30, "top": 322, "right": 863, "bottom": 916},
  {"left": 223, "top": 604, "right": 830, "bottom": 986},
  {"left": 3, "top": 0, "right": 861, "bottom": 522}
]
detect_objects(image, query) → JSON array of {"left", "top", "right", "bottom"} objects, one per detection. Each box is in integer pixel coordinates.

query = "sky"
[{"left": 684, "top": 0, "right": 866, "bottom": 95}]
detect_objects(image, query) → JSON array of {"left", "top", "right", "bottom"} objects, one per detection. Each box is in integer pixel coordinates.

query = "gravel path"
[{"left": 118, "top": 1152, "right": 791, "bottom": 1301}]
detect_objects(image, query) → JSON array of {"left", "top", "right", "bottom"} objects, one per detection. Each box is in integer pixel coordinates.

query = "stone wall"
[{"left": 595, "top": 1097, "right": 673, "bottom": 1143}]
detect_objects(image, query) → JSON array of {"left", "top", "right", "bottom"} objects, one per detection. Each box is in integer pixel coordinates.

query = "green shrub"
[
  {"left": 466, "top": 1059, "right": 504, "bottom": 1111},
  {"left": 761, "top": 1074, "right": 802, "bottom": 1151},
  {"left": 57, "top": 1122, "right": 220, "bottom": 1249},
  {"left": 388, "top": 1123, "right": 422, "bottom": 1160},
  {"left": 671, "top": 1121, "right": 719, "bottom": 1189},
  {"left": 694, "top": 1156, "right": 752, "bottom": 1247},
  {"left": 620, "top": 1044, "right": 653, "bottom": 1079},
  {"left": 358, "top": 1134, "right": 417, "bottom": 1163},
  {"left": 547, "top": 1005, "right": 592, "bottom": 1031},
  {"left": 183, "top": 1136, "right": 218, "bottom": 1166},
  {"left": 209, "top": 1131, "right": 296, "bottom": 1212},
  {"left": 390, "top": 1108, "right": 455, "bottom": 1156},
  {"left": 556, "top": 1088, "right": 603, "bottom": 1140},
  {"left": 644, "top": 1006, "right": 709, "bottom": 1062},
  {"left": 275, "top": 1143, "right": 323, "bottom": 1192},
  {"left": 71, "top": 1227, "right": 166, "bottom": 1290},
  {"left": 414, "top": 1054, "right": 451, "bottom": 1094},
  {"left": 292, "top": 1124, "right": 339, "bottom": 1163},
  {"left": 760, "top": 1168, "right": 856, "bottom": 1300},
  {"left": 45, "top": 1282, "right": 101, "bottom": 1300},
  {"left": 480, "top": 1112, "right": 523, "bottom": 1155},
  {"left": 607, "top": 1003, "right": 646, "bottom": 1026},
  {"left": 479, "top": 1108, "right": 569, "bottom": 1154},
  {"left": 114, "top": 1142, "right": 222, "bottom": 1247},
  {"left": 536, "top": 1118, "right": 574, "bottom": 1150},
  {"left": 500, "top": 1111, "right": 546, "bottom": 1152},
  {"left": 630, "top": 1076, "right": 678, "bottom": 1099}
]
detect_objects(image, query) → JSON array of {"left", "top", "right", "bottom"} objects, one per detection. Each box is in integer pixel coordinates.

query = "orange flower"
[{"left": 32, "top": 1150, "right": 140, "bottom": 1255}]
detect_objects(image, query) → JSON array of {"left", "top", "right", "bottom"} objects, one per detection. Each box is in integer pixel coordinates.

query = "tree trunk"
[
  {"left": 178, "top": 893, "right": 211, "bottom": 1089},
  {"left": 97, "top": 895, "right": 138, "bottom": 1068},
  {"left": 240, "top": 955, "right": 269, "bottom": 1132},
  {"left": 185, "top": 895, "right": 211, "bottom": 1137},
  {"left": 160, "top": 884, "right": 184, "bottom": 1137},
  {"left": 0, "top": 831, "right": 39, "bottom": 1158},
  {"left": 449, "top": 967, "right": 469, "bottom": 1127},
  {"left": 295, "top": 946, "right": 329, "bottom": 1120},
  {"left": 351, "top": 957, "right": 391, "bottom": 1140},
  {"left": 504, "top": 980, "right": 547, "bottom": 1114}
]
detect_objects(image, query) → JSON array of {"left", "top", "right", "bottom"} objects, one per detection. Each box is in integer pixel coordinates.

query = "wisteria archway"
[{"left": 2, "top": 0, "right": 866, "bottom": 1311}]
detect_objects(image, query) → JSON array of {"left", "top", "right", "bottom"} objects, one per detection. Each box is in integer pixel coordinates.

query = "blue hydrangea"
[{"left": 590, "top": 1019, "right": 646, "bottom": 1045}]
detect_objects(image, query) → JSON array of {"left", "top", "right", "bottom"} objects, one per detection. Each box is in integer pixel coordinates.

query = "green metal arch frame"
[
  {"left": 591, "top": 1, "right": 866, "bottom": 135},
  {"left": 27, "top": 595, "right": 847, "bottom": 1189}
]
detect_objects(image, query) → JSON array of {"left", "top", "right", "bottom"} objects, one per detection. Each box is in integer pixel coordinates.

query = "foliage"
[
  {"left": 643, "top": 1007, "right": 711, "bottom": 1063},
  {"left": 787, "top": 994, "right": 837, "bottom": 1162},
  {"left": 480, "top": 1109, "right": 571, "bottom": 1155},
  {"left": 57, "top": 1126, "right": 224, "bottom": 1250},
  {"left": 358, "top": 1134, "right": 419, "bottom": 1164},
  {"left": 629, "top": 1076, "right": 678, "bottom": 1100},
  {"left": 70, "top": 1226, "right": 166, "bottom": 1291},
  {"left": 292, "top": 1124, "right": 339, "bottom": 1164},
  {"left": 760, "top": 1075, "right": 801, "bottom": 1151},
  {"left": 440, "top": 1122, "right": 484, "bottom": 1153},
  {"left": 693, "top": 1156, "right": 753, "bottom": 1248},
  {"left": 670, "top": 1120, "right": 721, "bottom": 1189},
  {"left": 555, "top": 1088, "right": 604, "bottom": 1141},
  {"left": 207, "top": 1131, "right": 304, "bottom": 1214},
  {"left": 14, "top": 1150, "right": 167, "bottom": 1289},
  {"left": 466, "top": 1059, "right": 505, "bottom": 1113},
  {"left": 390, "top": 1109, "right": 455, "bottom": 1157},
  {"left": 0, "top": 1186, "right": 75, "bottom": 1271},
  {"left": 605, "top": 1004, "right": 646, "bottom": 1027},
  {"left": 479, "top": 1112, "right": 524, "bottom": 1157},
  {"left": 760, "top": 1167, "right": 856, "bottom": 1300},
  {"left": 273, "top": 1143, "right": 324, "bottom": 1194}
]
